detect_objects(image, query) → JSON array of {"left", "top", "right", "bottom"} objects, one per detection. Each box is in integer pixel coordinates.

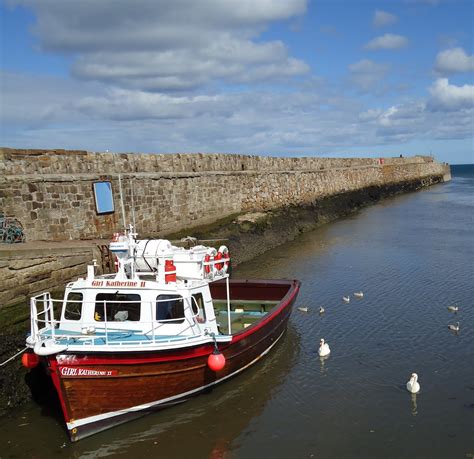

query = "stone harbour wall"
[{"left": 0, "top": 148, "right": 450, "bottom": 242}]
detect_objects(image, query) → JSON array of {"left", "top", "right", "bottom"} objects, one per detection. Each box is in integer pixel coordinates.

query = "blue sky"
[{"left": 1, "top": 0, "right": 473, "bottom": 164}]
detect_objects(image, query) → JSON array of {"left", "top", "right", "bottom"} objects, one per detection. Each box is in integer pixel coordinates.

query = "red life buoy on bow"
[
  {"left": 207, "top": 351, "right": 226, "bottom": 372},
  {"left": 22, "top": 352, "right": 40, "bottom": 369}
]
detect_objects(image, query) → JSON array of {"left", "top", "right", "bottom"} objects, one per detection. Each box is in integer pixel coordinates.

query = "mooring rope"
[{"left": 0, "top": 347, "right": 28, "bottom": 367}]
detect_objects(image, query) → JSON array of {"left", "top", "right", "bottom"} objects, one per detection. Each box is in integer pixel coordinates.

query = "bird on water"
[
  {"left": 448, "top": 322, "right": 460, "bottom": 332},
  {"left": 298, "top": 307, "right": 308, "bottom": 313},
  {"left": 447, "top": 305, "right": 459, "bottom": 312},
  {"left": 318, "top": 338, "right": 331, "bottom": 357},
  {"left": 406, "top": 373, "right": 420, "bottom": 394},
  {"left": 342, "top": 296, "right": 350, "bottom": 303},
  {"left": 354, "top": 291, "right": 364, "bottom": 298},
  {"left": 319, "top": 306, "right": 325, "bottom": 314}
]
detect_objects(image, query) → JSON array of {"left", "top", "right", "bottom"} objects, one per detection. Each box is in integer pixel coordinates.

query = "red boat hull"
[{"left": 46, "top": 279, "right": 300, "bottom": 441}]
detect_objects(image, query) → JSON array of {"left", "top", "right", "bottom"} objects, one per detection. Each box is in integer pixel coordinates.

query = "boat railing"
[
  {"left": 29, "top": 294, "right": 211, "bottom": 348},
  {"left": 134, "top": 254, "right": 230, "bottom": 281}
]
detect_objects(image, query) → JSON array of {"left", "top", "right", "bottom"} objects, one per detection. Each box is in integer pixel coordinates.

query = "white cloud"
[
  {"left": 373, "top": 10, "right": 397, "bottom": 28},
  {"left": 434, "top": 47, "right": 474, "bottom": 74},
  {"left": 348, "top": 59, "right": 390, "bottom": 91},
  {"left": 365, "top": 34, "right": 409, "bottom": 50},
  {"left": 428, "top": 78, "right": 474, "bottom": 111},
  {"left": 349, "top": 59, "right": 390, "bottom": 94},
  {"left": 12, "top": 0, "right": 309, "bottom": 90},
  {"left": 2, "top": 71, "right": 472, "bottom": 156}
]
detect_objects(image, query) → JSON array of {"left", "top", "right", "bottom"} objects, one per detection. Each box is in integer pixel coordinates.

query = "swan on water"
[
  {"left": 448, "top": 322, "right": 460, "bottom": 332},
  {"left": 406, "top": 373, "right": 420, "bottom": 394},
  {"left": 342, "top": 296, "right": 350, "bottom": 303},
  {"left": 319, "top": 306, "right": 325, "bottom": 314},
  {"left": 298, "top": 307, "right": 308, "bottom": 313},
  {"left": 318, "top": 338, "right": 331, "bottom": 357},
  {"left": 447, "top": 305, "right": 459, "bottom": 312},
  {"left": 354, "top": 292, "right": 364, "bottom": 298}
]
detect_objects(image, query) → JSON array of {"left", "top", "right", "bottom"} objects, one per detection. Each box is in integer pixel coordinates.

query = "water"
[{"left": 3, "top": 165, "right": 474, "bottom": 458}]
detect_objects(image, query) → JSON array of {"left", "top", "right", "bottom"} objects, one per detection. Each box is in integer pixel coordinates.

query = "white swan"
[
  {"left": 354, "top": 291, "right": 364, "bottom": 298},
  {"left": 406, "top": 373, "right": 420, "bottom": 394},
  {"left": 448, "top": 322, "right": 460, "bottom": 332},
  {"left": 318, "top": 338, "right": 331, "bottom": 357},
  {"left": 319, "top": 306, "right": 325, "bottom": 314},
  {"left": 342, "top": 296, "right": 350, "bottom": 303},
  {"left": 298, "top": 307, "right": 308, "bottom": 313},
  {"left": 447, "top": 305, "right": 459, "bottom": 312}
]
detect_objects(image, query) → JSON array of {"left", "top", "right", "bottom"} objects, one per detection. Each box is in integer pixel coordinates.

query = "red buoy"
[
  {"left": 21, "top": 352, "right": 40, "bottom": 369},
  {"left": 207, "top": 351, "right": 226, "bottom": 372}
]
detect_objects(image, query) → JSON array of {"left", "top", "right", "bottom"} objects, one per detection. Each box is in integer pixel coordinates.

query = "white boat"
[{"left": 23, "top": 226, "right": 301, "bottom": 441}]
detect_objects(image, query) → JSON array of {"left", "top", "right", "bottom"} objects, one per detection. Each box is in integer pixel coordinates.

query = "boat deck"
[{"left": 39, "top": 328, "right": 194, "bottom": 346}]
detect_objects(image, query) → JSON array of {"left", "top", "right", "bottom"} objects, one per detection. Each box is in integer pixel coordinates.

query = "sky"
[{"left": 0, "top": 0, "right": 473, "bottom": 164}]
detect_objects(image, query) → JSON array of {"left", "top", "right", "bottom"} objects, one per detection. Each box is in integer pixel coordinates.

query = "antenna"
[
  {"left": 130, "top": 177, "right": 136, "bottom": 231},
  {"left": 118, "top": 174, "right": 127, "bottom": 230}
]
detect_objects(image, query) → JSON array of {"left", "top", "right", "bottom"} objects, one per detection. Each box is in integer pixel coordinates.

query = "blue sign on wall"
[{"left": 93, "top": 181, "right": 114, "bottom": 214}]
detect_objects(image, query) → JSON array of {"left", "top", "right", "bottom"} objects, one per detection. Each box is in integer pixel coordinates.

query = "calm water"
[{"left": 3, "top": 165, "right": 474, "bottom": 458}]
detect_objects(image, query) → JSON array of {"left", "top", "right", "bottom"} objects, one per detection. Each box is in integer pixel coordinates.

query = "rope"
[{"left": 0, "top": 347, "right": 28, "bottom": 367}]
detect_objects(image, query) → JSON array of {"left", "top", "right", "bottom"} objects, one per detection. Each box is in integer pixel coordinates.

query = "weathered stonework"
[{"left": 0, "top": 148, "right": 450, "bottom": 242}]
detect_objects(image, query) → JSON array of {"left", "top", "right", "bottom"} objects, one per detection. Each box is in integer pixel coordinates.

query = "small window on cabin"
[
  {"left": 64, "top": 292, "right": 83, "bottom": 321},
  {"left": 93, "top": 181, "right": 114, "bottom": 215},
  {"left": 191, "top": 293, "right": 206, "bottom": 323},
  {"left": 95, "top": 293, "right": 141, "bottom": 322},
  {"left": 156, "top": 295, "right": 184, "bottom": 324}
]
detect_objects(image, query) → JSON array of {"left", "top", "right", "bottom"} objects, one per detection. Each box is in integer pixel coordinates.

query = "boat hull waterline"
[{"left": 45, "top": 279, "right": 300, "bottom": 441}]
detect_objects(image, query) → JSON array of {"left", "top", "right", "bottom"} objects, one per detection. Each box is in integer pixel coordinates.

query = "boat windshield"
[
  {"left": 95, "top": 293, "right": 141, "bottom": 321},
  {"left": 156, "top": 295, "right": 185, "bottom": 324}
]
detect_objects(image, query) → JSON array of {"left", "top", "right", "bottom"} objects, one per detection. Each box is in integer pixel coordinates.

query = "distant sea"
[{"left": 451, "top": 163, "right": 474, "bottom": 178}]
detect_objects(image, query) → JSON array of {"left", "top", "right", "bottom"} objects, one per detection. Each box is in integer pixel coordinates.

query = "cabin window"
[
  {"left": 94, "top": 293, "right": 141, "bottom": 322},
  {"left": 156, "top": 295, "right": 184, "bottom": 324},
  {"left": 64, "top": 292, "right": 83, "bottom": 321},
  {"left": 191, "top": 293, "right": 206, "bottom": 323}
]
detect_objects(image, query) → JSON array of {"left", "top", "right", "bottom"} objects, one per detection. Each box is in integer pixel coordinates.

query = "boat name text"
[
  {"left": 91, "top": 280, "right": 146, "bottom": 287},
  {"left": 60, "top": 367, "right": 118, "bottom": 377}
]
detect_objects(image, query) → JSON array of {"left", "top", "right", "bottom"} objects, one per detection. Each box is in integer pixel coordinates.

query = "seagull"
[
  {"left": 319, "top": 306, "right": 325, "bottom": 314},
  {"left": 342, "top": 296, "right": 350, "bottom": 303},
  {"left": 448, "top": 322, "right": 460, "bottom": 332},
  {"left": 318, "top": 338, "right": 331, "bottom": 357},
  {"left": 406, "top": 373, "right": 420, "bottom": 394},
  {"left": 354, "top": 291, "right": 364, "bottom": 298},
  {"left": 447, "top": 305, "right": 459, "bottom": 312},
  {"left": 298, "top": 307, "right": 308, "bottom": 313}
]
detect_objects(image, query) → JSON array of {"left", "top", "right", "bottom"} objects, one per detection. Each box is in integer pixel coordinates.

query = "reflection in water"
[
  {"left": 319, "top": 355, "right": 330, "bottom": 375},
  {"left": 411, "top": 393, "right": 418, "bottom": 417}
]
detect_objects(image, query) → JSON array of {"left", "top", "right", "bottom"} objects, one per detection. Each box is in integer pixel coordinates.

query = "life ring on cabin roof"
[
  {"left": 217, "top": 245, "right": 230, "bottom": 273},
  {"left": 204, "top": 248, "right": 217, "bottom": 274}
]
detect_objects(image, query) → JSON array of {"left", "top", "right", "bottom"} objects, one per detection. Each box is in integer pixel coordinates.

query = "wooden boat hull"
[{"left": 45, "top": 279, "right": 300, "bottom": 441}]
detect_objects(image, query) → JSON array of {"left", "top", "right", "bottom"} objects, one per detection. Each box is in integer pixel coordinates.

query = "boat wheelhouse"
[{"left": 25, "top": 226, "right": 300, "bottom": 441}]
